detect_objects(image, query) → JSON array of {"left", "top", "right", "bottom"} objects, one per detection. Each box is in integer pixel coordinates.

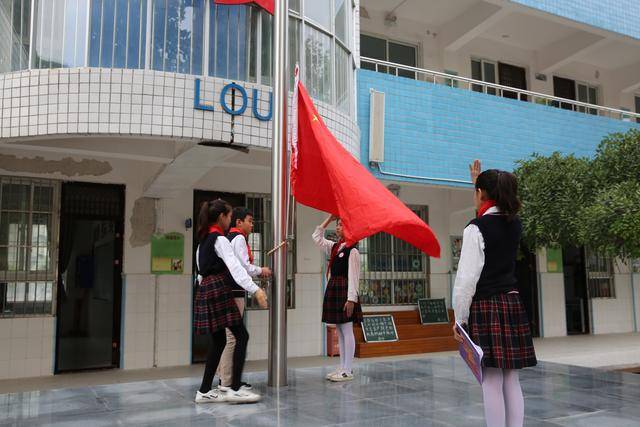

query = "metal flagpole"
[{"left": 268, "top": 0, "right": 289, "bottom": 387}]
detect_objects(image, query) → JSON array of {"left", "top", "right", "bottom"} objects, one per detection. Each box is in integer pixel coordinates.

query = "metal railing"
[{"left": 361, "top": 57, "right": 640, "bottom": 122}]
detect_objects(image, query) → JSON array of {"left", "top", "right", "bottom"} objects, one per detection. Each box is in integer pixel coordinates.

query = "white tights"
[
  {"left": 335, "top": 322, "right": 355, "bottom": 373},
  {"left": 481, "top": 367, "right": 524, "bottom": 427}
]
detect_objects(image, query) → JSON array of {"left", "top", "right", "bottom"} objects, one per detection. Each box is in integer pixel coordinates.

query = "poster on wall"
[
  {"left": 151, "top": 232, "right": 185, "bottom": 274},
  {"left": 450, "top": 236, "right": 463, "bottom": 271},
  {"left": 546, "top": 247, "right": 563, "bottom": 273}
]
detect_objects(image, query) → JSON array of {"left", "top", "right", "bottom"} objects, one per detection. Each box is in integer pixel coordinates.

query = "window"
[
  {"left": 304, "top": 0, "right": 330, "bottom": 30},
  {"left": 334, "top": 0, "right": 347, "bottom": 43},
  {"left": 1, "top": 177, "right": 59, "bottom": 317},
  {"left": 89, "top": 0, "right": 148, "bottom": 69},
  {"left": 360, "top": 34, "right": 417, "bottom": 79},
  {"left": 32, "top": 0, "right": 89, "bottom": 69},
  {"left": 209, "top": 3, "right": 251, "bottom": 80},
  {"left": 304, "top": 24, "right": 332, "bottom": 103},
  {"left": 289, "top": 16, "right": 301, "bottom": 86},
  {"left": 335, "top": 44, "right": 349, "bottom": 113},
  {"left": 576, "top": 82, "right": 598, "bottom": 115},
  {"left": 471, "top": 58, "right": 497, "bottom": 95},
  {"left": 359, "top": 206, "right": 429, "bottom": 305},
  {"left": 151, "top": 0, "right": 204, "bottom": 74},
  {"left": 244, "top": 195, "right": 296, "bottom": 310},
  {"left": 586, "top": 250, "right": 615, "bottom": 298},
  {"left": 0, "top": 0, "right": 31, "bottom": 72}
]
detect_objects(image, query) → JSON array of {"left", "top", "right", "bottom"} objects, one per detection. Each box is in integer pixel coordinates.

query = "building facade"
[
  {"left": 357, "top": 0, "right": 640, "bottom": 341},
  {"left": 0, "top": 0, "right": 639, "bottom": 380},
  {"left": 0, "top": 0, "right": 360, "bottom": 379}
]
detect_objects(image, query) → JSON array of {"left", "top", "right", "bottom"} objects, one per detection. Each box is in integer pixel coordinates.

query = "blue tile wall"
[
  {"left": 358, "top": 69, "right": 640, "bottom": 187},
  {"left": 511, "top": 0, "right": 640, "bottom": 40}
]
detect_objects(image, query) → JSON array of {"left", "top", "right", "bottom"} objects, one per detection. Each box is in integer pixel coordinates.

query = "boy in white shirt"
[{"left": 216, "top": 207, "right": 271, "bottom": 391}]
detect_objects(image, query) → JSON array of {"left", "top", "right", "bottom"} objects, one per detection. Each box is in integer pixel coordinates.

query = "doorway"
[
  {"left": 498, "top": 62, "right": 527, "bottom": 101},
  {"left": 553, "top": 76, "right": 577, "bottom": 110},
  {"left": 515, "top": 243, "right": 540, "bottom": 337},
  {"left": 55, "top": 183, "right": 125, "bottom": 372},
  {"left": 562, "top": 246, "right": 590, "bottom": 335}
]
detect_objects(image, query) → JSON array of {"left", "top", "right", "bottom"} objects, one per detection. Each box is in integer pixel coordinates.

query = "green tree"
[
  {"left": 514, "top": 129, "right": 640, "bottom": 261},
  {"left": 514, "top": 152, "right": 591, "bottom": 250}
]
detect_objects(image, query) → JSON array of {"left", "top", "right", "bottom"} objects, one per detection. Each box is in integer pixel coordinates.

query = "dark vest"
[
  {"left": 226, "top": 232, "right": 248, "bottom": 297},
  {"left": 330, "top": 244, "right": 356, "bottom": 278},
  {"left": 469, "top": 214, "right": 522, "bottom": 300},
  {"left": 198, "top": 232, "right": 227, "bottom": 277}
]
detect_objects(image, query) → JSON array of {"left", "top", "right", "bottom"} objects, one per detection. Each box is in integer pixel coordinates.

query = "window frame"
[
  {"left": 0, "top": 176, "right": 60, "bottom": 318},
  {"left": 585, "top": 249, "right": 616, "bottom": 299},
  {"left": 360, "top": 32, "right": 418, "bottom": 79},
  {"left": 358, "top": 205, "right": 430, "bottom": 306}
]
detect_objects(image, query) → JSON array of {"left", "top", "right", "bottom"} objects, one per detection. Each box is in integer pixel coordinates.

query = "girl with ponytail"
[
  {"left": 193, "top": 199, "right": 268, "bottom": 404},
  {"left": 453, "top": 161, "right": 536, "bottom": 427}
]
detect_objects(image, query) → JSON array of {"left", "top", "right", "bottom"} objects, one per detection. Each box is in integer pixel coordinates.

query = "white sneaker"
[
  {"left": 195, "top": 389, "right": 226, "bottom": 404},
  {"left": 225, "top": 388, "right": 262, "bottom": 404},
  {"left": 218, "top": 381, "right": 252, "bottom": 392},
  {"left": 329, "top": 371, "right": 354, "bottom": 382},
  {"left": 325, "top": 368, "right": 341, "bottom": 380}
]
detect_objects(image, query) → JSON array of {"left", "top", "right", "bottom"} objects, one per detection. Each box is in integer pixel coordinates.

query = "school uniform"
[
  {"left": 453, "top": 206, "right": 537, "bottom": 369},
  {"left": 194, "top": 228, "right": 260, "bottom": 336},
  {"left": 313, "top": 226, "right": 363, "bottom": 324},
  {"left": 227, "top": 228, "right": 262, "bottom": 298},
  {"left": 216, "top": 228, "right": 262, "bottom": 388}
]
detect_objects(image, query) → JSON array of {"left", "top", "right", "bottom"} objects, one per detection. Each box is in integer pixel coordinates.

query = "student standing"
[
  {"left": 453, "top": 162, "right": 537, "bottom": 427},
  {"left": 194, "top": 199, "right": 268, "bottom": 404},
  {"left": 313, "top": 214, "right": 363, "bottom": 382},
  {"left": 216, "top": 207, "right": 272, "bottom": 392}
]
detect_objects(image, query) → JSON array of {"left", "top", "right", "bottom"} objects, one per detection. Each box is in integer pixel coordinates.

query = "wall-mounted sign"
[
  {"left": 546, "top": 247, "right": 563, "bottom": 273},
  {"left": 194, "top": 78, "right": 273, "bottom": 121},
  {"left": 151, "top": 232, "right": 184, "bottom": 275}
]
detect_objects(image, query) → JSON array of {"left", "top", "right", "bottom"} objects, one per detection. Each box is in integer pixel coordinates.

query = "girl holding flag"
[
  {"left": 313, "top": 214, "right": 363, "bottom": 382},
  {"left": 452, "top": 161, "right": 537, "bottom": 427}
]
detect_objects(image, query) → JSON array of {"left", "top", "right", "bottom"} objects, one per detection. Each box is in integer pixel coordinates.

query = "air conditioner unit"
[{"left": 369, "top": 89, "right": 385, "bottom": 164}]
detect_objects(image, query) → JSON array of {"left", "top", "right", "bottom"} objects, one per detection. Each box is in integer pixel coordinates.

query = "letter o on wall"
[{"left": 220, "top": 83, "right": 248, "bottom": 116}]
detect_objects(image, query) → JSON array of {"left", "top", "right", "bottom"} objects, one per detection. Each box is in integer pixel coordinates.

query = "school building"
[{"left": 0, "top": 0, "right": 639, "bottom": 380}]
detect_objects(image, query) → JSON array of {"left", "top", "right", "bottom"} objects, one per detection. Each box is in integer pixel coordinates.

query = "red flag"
[
  {"left": 214, "top": 0, "right": 274, "bottom": 14},
  {"left": 291, "top": 81, "right": 441, "bottom": 258}
]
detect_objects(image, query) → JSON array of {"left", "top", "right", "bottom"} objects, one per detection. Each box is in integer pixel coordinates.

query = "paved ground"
[{"left": 1, "top": 355, "right": 640, "bottom": 426}]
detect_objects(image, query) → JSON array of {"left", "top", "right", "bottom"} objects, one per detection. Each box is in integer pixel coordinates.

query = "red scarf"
[
  {"left": 208, "top": 224, "right": 225, "bottom": 235},
  {"left": 477, "top": 200, "right": 497, "bottom": 218},
  {"left": 229, "top": 227, "right": 254, "bottom": 263},
  {"left": 326, "top": 239, "right": 345, "bottom": 278}
]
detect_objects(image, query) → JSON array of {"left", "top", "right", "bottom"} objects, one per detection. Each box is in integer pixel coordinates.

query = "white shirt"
[
  {"left": 229, "top": 234, "right": 263, "bottom": 278},
  {"left": 312, "top": 226, "right": 360, "bottom": 302},
  {"left": 195, "top": 236, "right": 260, "bottom": 295},
  {"left": 452, "top": 206, "right": 501, "bottom": 324}
]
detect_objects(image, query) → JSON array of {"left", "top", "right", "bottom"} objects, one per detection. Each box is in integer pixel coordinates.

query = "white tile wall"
[
  {"left": 156, "top": 275, "right": 191, "bottom": 367},
  {"left": 591, "top": 274, "right": 635, "bottom": 334},
  {"left": 0, "top": 69, "right": 361, "bottom": 159},
  {"left": 539, "top": 272, "right": 567, "bottom": 337},
  {"left": 122, "top": 274, "right": 155, "bottom": 370},
  {"left": 0, "top": 317, "right": 54, "bottom": 379}
]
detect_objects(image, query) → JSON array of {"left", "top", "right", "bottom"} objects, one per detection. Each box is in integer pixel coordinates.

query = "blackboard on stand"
[
  {"left": 361, "top": 315, "right": 398, "bottom": 343},
  {"left": 418, "top": 298, "right": 450, "bottom": 325}
]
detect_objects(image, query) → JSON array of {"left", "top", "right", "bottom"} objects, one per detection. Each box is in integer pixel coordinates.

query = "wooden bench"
[{"left": 354, "top": 309, "right": 458, "bottom": 358}]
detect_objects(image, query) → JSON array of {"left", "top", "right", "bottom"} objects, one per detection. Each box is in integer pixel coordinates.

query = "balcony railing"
[{"left": 361, "top": 57, "right": 640, "bottom": 122}]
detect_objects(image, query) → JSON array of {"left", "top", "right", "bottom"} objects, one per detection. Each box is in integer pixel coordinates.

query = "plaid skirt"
[
  {"left": 322, "top": 276, "right": 363, "bottom": 324},
  {"left": 193, "top": 273, "right": 242, "bottom": 335},
  {"left": 469, "top": 292, "right": 537, "bottom": 369}
]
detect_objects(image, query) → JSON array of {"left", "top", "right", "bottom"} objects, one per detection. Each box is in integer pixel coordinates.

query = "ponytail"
[
  {"left": 196, "top": 199, "right": 232, "bottom": 242},
  {"left": 476, "top": 169, "right": 521, "bottom": 219}
]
